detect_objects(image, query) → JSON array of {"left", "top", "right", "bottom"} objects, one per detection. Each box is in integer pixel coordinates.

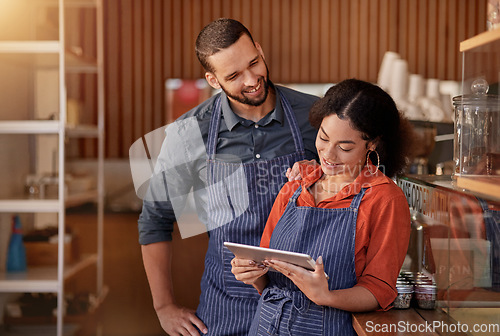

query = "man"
[{"left": 139, "top": 18, "right": 318, "bottom": 335}]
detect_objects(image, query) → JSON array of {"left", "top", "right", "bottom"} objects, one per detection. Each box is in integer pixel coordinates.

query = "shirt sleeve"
[
  {"left": 138, "top": 118, "right": 204, "bottom": 245},
  {"left": 355, "top": 192, "right": 411, "bottom": 310},
  {"left": 260, "top": 181, "right": 300, "bottom": 248}
]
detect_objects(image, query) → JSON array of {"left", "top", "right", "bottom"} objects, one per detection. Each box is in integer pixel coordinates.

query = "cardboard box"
[{"left": 24, "top": 241, "right": 75, "bottom": 266}]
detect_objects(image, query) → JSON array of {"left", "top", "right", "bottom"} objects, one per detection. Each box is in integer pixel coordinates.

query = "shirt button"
[
  {"left": 255, "top": 154, "right": 261, "bottom": 159},
  {"left": 254, "top": 124, "right": 259, "bottom": 128}
]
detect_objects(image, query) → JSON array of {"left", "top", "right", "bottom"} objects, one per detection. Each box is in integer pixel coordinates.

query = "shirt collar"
[
  {"left": 219, "top": 83, "right": 284, "bottom": 131},
  {"left": 300, "top": 160, "right": 390, "bottom": 200}
]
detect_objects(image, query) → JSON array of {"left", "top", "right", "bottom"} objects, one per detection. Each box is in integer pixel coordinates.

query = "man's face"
[{"left": 206, "top": 34, "right": 270, "bottom": 107}]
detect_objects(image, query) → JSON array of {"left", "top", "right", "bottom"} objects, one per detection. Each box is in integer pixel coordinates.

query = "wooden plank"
[
  {"left": 310, "top": 0, "right": 320, "bottom": 82},
  {"left": 417, "top": 0, "right": 427, "bottom": 76},
  {"left": 388, "top": 0, "right": 398, "bottom": 52},
  {"left": 182, "top": 0, "right": 193, "bottom": 78},
  {"left": 271, "top": 0, "right": 281, "bottom": 81},
  {"left": 407, "top": 0, "right": 417, "bottom": 74},
  {"left": 427, "top": 0, "right": 438, "bottom": 78},
  {"left": 300, "top": 0, "right": 310, "bottom": 82},
  {"left": 134, "top": 0, "right": 145, "bottom": 141},
  {"left": 456, "top": 176, "right": 500, "bottom": 202},
  {"left": 120, "top": 0, "right": 133, "bottom": 156},
  {"left": 368, "top": 0, "right": 379, "bottom": 83},
  {"left": 460, "top": 28, "right": 500, "bottom": 52},
  {"left": 398, "top": 0, "right": 408, "bottom": 60},
  {"left": 339, "top": 0, "right": 349, "bottom": 80},
  {"left": 290, "top": 0, "right": 301, "bottom": 82},
  {"left": 359, "top": 0, "right": 369, "bottom": 80},
  {"left": 318, "top": 0, "right": 330, "bottom": 83},
  {"left": 260, "top": 0, "right": 271, "bottom": 66},
  {"left": 143, "top": 0, "right": 153, "bottom": 135},
  {"left": 447, "top": 0, "right": 458, "bottom": 79},
  {"left": 153, "top": 0, "right": 163, "bottom": 128},
  {"left": 280, "top": 0, "right": 291, "bottom": 83},
  {"left": 330, "top": 0, "right": 340, "bottom": 82},
  {"left": 437, "top": 0, "right": 447, "bottom": 79},
  {"left": 349, "top": 0, "right": 360, "bottom": 78},
  {"left": 104, "top": 0, "right": 120, "bottom": 158}
]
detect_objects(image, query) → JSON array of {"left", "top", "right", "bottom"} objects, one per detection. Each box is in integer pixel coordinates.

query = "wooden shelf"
[
  {"left": 460, "top": 28, "right": 500, "bottom": 52},
  {"left": 0, "top": 199, "right": 60, "bottom": 213},
  {"left": 0, "top": 121, "right": 60, "bottom": 134},
  {"left": 0, "top": 254, "right": 97, "bottom": 293},
  {"left": 0, "top": 41, "right": 60, "bottom": 53},
  {"left": 3, "top": 286, "right": 108, "bottom": 326},
  {"left": 0, "top": 190, "right": 98, "bottom": 213},
  {"left": 66, "top": 125, "right": 99, "bottom": 138},
  {"left": 456, "top": 176, "right": 500, "bottom": 202}
]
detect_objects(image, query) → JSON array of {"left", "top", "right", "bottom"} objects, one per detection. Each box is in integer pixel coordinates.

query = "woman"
[{"left": 231, "top": 79, "right": 414, "bottom": 335}]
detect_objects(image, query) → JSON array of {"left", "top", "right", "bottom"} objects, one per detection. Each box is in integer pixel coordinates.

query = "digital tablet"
[{"left": 224, "top": 242, "right": 316, "bottom": 271}]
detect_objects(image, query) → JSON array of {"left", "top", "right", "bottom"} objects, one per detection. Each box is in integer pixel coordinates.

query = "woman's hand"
[
  {"left": 231, "top": 257, "right": 269, "bottom": 286},
  {"left": 285, "top": 159, "right": 319, "bottom": 181},
  {"left": 266, "top": 256, "right": 330, "bottom": 306}
]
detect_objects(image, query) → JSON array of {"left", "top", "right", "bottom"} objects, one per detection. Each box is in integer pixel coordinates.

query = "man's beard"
[{"left": 220, "top": 65, "right": 270, "bottom": 107}]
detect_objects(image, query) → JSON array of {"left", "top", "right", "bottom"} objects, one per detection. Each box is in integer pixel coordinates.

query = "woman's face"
[{"left": 315, "top": 114, "right": 374, "bottom": 179}]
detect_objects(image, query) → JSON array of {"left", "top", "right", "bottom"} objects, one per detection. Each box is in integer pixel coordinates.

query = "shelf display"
[{"left": 0, "top": 0, "right": 104, "bottom": 335}]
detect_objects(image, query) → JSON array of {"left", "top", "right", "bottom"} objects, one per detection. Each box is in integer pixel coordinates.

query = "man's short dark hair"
[{"left": 195, "top": 18, "right": 255, "bottom": 73}]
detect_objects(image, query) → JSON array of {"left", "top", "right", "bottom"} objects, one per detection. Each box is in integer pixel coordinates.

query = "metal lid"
[{"left": 453, "top": 78, "right": 499, "bottom": 107}]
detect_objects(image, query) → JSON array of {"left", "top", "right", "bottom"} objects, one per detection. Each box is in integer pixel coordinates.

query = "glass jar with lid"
[{"left": 453, "top": 78, "right": 500, "bottom": 176}]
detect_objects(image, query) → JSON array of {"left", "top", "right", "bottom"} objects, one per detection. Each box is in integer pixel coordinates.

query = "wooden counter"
[{"left": 353, "top": 308, "right": 468, "bottom": 336}]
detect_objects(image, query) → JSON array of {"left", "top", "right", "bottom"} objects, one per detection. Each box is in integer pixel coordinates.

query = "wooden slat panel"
[
  {"left": 96, "top": 0, "right": 489, "bottom": 159},
  {"left": 368, "top": 0, "right": 379, "bottom": 82},
  {"left": 142, "top": 0, "right": 153, "bottom": 139},
  {"left": 427, "top": 0, "right": 438, "bottom": 78},
  {"left": 153, "top": 0, "right": 163, "bottom": 129},
  {"left": 349, "top": 0, "right": 360, "bottom": 78},
  {"left": 339, "top": 0, "right": 350, "bottom": 80},
  {"left": 417, "top": 0, "right": 427, "bottom": 76},
  {"left": 300, "top": 0, "right": 310, "bottom": 82},
  {"left": 270, "top": 0, "right": 281, "bottom": 81},
  {"left": 310, "top": 0, "right": 320, "bottom": 83},
  {"left": 134, "top": 0, "right": 145, "bottom": 142},
  {"left": 329, "top": 0, "right": 340, "bottom": 81},
  {"left": 359, "top": 0, "right": 369, "bottom": 80},
  {"left": 447, "top": 0, "right": 458, "bottom": 80},
  {"left": 407, "top": 0, "right": 418, "bottom": 74},
  {"left": 104, "top": 0, "right": 120, "bottom": 158}
]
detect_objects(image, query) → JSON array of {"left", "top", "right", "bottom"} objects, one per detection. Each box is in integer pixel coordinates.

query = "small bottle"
[{"left": 6, "top": 215, "right": 27, "bottom": 272}]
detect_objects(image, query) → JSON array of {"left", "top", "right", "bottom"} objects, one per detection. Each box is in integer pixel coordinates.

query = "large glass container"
[{"left": 453, "top": 79, "right": 500, "bottom": 176}]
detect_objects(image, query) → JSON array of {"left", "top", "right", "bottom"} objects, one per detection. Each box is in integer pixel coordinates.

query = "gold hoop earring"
[{"left": 366, "top": 149, "right": 380, "bottom": 175}]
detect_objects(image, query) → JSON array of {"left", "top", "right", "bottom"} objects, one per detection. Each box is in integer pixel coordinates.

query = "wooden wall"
[{"left": 100, "top": 0, "right": 487, "bottom": 158}]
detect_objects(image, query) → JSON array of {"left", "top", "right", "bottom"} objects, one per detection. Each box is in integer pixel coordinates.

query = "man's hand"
[
  {"left": 156, "top": 303, "right": 207, "bottom": 336},
  {"left": 285, "top": 159, "right": 319, "bottom": 181}
]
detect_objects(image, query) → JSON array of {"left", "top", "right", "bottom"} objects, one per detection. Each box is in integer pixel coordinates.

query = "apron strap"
[
  {"left": 350, "top": 188, "right": 366, "bottom": 210},
  {"left": 277, "top": 87, "right": 305, "bottom": 153},
  {"left": 206, "top": 95, "right": 222, "bottom": 158}
]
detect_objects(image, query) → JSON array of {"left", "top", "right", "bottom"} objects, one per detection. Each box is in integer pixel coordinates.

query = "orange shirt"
[{"left": 260, "top": 163, "right": 411, "bottom": 310}]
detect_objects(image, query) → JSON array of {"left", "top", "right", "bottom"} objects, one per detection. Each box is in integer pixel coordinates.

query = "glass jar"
[
  {"left": 393, "top": 283, "right": 414, "bottom": 309},
  {"left": 453, "top": 78, "right": 500, "bottom": 176},
  {"left": 415, "top": 284, "right": 437, "bottom": 309}
]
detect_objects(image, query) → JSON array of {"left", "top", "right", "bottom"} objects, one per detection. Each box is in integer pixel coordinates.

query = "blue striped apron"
[
  {"left": 196, "top": 88, "right": 307, "bottom": 335},
  {"left": 249, "top": 186, "right": 366, "bottom": 336}
]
